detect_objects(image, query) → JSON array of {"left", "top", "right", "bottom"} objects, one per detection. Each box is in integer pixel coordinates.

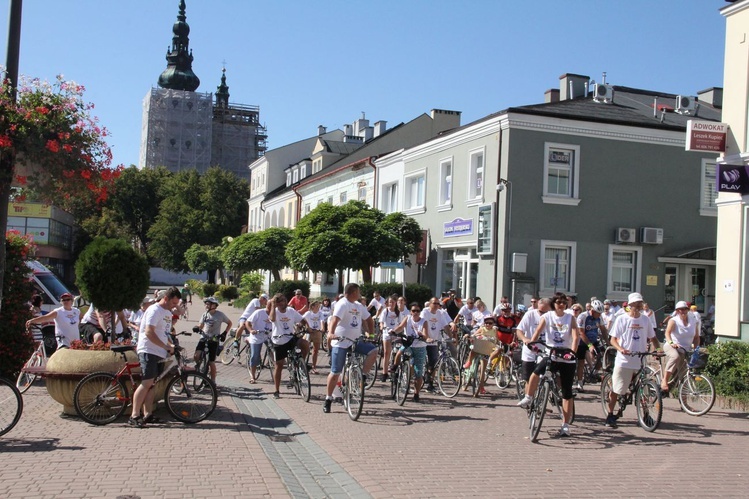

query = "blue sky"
[{"left": 0, "top": 0, "right": 728, "bottom": 170}]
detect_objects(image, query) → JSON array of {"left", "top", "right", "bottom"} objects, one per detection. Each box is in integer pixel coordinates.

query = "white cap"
[
  {"left": 627, "top": 292, "right": 644, "bottom": 304},
  {"left": 674, "top": 300, "right": 689, "bottom": 310},
  {"left": 260, "top": 293, "right": 269, "bottom": 300}
]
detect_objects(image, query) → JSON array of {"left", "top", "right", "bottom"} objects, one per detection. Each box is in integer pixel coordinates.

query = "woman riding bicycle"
[
  {"left": 26, "top": 292, "right": 80, "bottom": 349},
  {"left": 389, "top": 302, "right": 428, "bottom": 402},
  {"left": 661, "top": 300, "right": 700, "bottom": 394},
  {"left": 379, "top": 297, "right": 401, "bottom": 382}
]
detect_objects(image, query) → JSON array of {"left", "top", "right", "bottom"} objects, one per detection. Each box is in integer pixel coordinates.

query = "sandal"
[
  {"left": 249, "top": 377, "right": 256, "bottom": 384},
  {"left": 143, "top": 414, "right": 162, "bottom": 424},
  {"left": 310, "top": 367, "right": 319, "bottom": 374}
]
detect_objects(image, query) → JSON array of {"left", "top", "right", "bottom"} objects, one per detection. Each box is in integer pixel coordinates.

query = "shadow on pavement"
[{"left": 0, "top": 438, "right": 84, "bottom": 453}]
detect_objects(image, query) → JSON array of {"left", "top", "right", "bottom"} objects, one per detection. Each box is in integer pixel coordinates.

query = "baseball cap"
[
  {"left": 142, "top": 296, "right": 156, "bottom": 305},
  {"left": 675, "top": 301, "right": 689, "bottom": 310},
  {"left": 157, "top": 290, "right": 167, "bottom": 300},
  {"left": 60, "top": 292, "right": 73, "bottom": 300},
  {"left": 260, "top": 293, "right": 269, "bottom": 299},
  {"left": 627, "top": 292, "right": 644, "bottom": 304}
]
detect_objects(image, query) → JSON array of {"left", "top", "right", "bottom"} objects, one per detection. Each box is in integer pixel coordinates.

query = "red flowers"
[
  {"left": 0, "top": 134, "right": 11, "bottom": 148},
  {"left": 45, "top": 139, "right": 60, "bottom": 153}
]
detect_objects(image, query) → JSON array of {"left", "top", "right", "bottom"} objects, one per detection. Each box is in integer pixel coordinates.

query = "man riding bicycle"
[
  {"left": 195, "top": 296, "right": 232, "bottom": 385},
  {"left": 574, "top": 299, "right": 608, "bottom": 392}
]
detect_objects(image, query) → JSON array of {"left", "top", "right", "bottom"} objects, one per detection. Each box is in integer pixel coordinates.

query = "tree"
[
  {"left": 381, "top": 211, "right": 423, "bottom": 266},
  {"left": 148, "top": 168, "right": 249, "bottom": 272},
  {"left": 184, "top": 243, "right": 223, "bottom": 284},
  {"left": 222, "top": 227, "right": 293, "bottom": 281},
  {"left": 286, "top": 201, "right": 419, "bottom": 288},
  {"left": 0, "top": 232, "right": 35, "bottom": 379},
  {"left": 75, "top": 237, "right": 150, "bottom": 341}
]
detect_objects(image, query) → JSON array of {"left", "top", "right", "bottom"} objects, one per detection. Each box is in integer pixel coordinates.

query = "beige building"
[{"left": 715, "top": 0, "right": 749, "bottom": 340}]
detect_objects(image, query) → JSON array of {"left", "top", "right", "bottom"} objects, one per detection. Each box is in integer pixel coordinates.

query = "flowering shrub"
[
  {"left": 0, "top": 73, "right": 123, "bottom": 211},
  {"left": 0, "top": 232, "right": 35, "bottom": 379},
  {"left": 69, "top": 339, "right": 132, "bottom": 351}
]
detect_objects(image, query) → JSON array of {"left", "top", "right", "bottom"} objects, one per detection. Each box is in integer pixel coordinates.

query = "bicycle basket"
[
  {"left": 602, "top": 346, "right": 617, "bottom": 373},
  {"left": 512, "top": 347, "right": 522, "bottom": 365},
  {"left": 400, "top": 335, "right": 414, "bottom": 348},
  {"left": 688, "top": 351, "right": 709, "bottom": 370}
]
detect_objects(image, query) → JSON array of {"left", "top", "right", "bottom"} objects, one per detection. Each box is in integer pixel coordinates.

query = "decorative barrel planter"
[{"left": 45, "top": 348, "right": 169, "bottom": 416}]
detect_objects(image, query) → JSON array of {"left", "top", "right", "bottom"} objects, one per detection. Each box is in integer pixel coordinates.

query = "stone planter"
[{"left": 45, "top": 348, "right": 168, "bottom": 416}]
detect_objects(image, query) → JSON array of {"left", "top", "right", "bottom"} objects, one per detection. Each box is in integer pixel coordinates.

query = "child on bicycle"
[
  {"left": 195, "top": 296, "right": 232, "bottom": 385},
  {"left": 302, "top": 301, "right": 324, "bottom": 374}
]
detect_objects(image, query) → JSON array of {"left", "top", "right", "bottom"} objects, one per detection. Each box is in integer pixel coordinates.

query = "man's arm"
[{"left": 145, "top": 324, "right": 173, "bottom": 353}]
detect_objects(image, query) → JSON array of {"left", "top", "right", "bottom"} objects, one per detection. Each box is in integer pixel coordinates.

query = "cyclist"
[
  {"left": 234, "top": 293, "right": 268, "bottom": 345},
  {"left": 79, "top": 305, "right": 127, "bottom": 343},
  {"left": 463, "top": 315, "right": 499, "bottom": 395},
  {"left": 456, "top": 297, "right": 478, "bottom": 326},
  {"left": 367, "top": 290, "right": 386, "bottom": 316},
  {"left": 195, "top": 296, "right": 232, "bottom": 385},
  {"left": 421, "top": 297, "right": 456, "bottom": 391},
  {"left": 574, "top": 299, "right": 608, "bottom": 392},
  {"left": 269, "top": 293, "right": 309, "bottom": 399},
  {"left": 26, "top": 292, "right": 81, "bottom": 349},
  {"left": 247, "top": 302, "right": 273, "bottom": 383},
  {"left": 518, "top": 293, "right": 580, "bottom": 438},
  {"left": 129, "top": 286, "right": 179, "bottom": 428},
  {"left": 605, "top": 292, "right": 661, "bottom": 428},
  {"left": 288, "top": 289, "right": 309, "bottom": 314},
  {"left": 379, "top": 297, "right": 401, "bottom": 382},
  {"left": 515, "top": 297, "right": 552, "bottom": 384},
  {"left": 323, "top": 283, "right": 376, "bottom": 413},
  {"left": 661, "top": 300, "right": 699, "bottom": 394},
  {"left": 471, "top": 299, "right": 492, "bottom": 328},
  {"left": 320, "top": 297, "right": 333, "bottom": 335},
  {"left": 128, "top": 297, "right": 155, "bottom": 344},
  {"left": 389, "top": 301, "right": 428, "bottom": 402},
  {"left": 302, "top": 300, "right": 325, "bottom": 374},
  {"left": 180, "top": 283, "right": 192, "bottom": 304}
]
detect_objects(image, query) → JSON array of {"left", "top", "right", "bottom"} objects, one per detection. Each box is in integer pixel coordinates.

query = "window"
[
  {"left": 358, "top": 187, "right": 366, "bottom": 201},
  {"left": 300, "top": 164, "right": 307, "bottom": 180},
  {"left": 607, "top": 245, "right": 643, "bottom": 300},
  {"left": 292, "top": 169, "right": 298, "bottom": 183},
  {"left": 404, "top": 171, "right": 426, "bottom": 213},
  {"left": 286, "top": 171, "right": 292, "bottom": 186},
  {"left": 438, "top": 158, "right": 453, "bottom": 207},
  {"left": 305, "top": 203, "right": 311, "bottom": 215},
  {"left": 382, "top": 182, "right": 398, "bottom": 214},
  {"left": 543, "top": 143, "right": 581, "bottom": 206},
  {"left": 339, "top": 192, "right": 347, "bottom": 204},
  {"left": 700, "top": 160, "right": 717, "bottom": 216},
  {"left": 328, "top": 196, "right": 333, "bottom": 204},
  {"left": 539, "top": 241, "right": 577, "bottom": 293},
  {"left": 467, "top": 149, "right": 484, "bottom": 202}
]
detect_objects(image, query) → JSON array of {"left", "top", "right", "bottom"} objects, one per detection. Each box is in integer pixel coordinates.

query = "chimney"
[
  {"left": 430, "top": 109, "right": 462, "bottom": 133},
  {"left": 697, "top": 87, "right": 723, "bottom": 108},
  {"left": 317, "top": 125, "right": 326, "bottom": 136},
  {"left": 544, "top": 89, "right": 560, "bottom": 103},
  {"left": 363, "top": 126, "right": 374, "bottom": 141},
  {"left": 343, "top": 124, "right": 352, "bottom": 136},
  {"left": 374, "top": 120, "right": 387, "bottom": 137},
  {"left": 559, "top": 73, "right": 589, "bottom": 100}
]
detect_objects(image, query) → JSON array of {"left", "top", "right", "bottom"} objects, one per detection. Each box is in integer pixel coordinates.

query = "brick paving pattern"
[{"left": 2, "top": 300, "right": 748, "bottom": 498}]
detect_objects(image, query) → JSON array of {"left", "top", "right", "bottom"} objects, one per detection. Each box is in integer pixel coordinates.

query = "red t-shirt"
[{"left": 288, "top": 295, "right": 308, "bottom": 313}]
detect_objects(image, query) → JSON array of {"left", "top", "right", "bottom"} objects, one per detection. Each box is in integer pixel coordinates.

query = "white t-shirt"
[
  {"left": 130, "top": 308, "right": 145, "bottom": 343},
  {"left": 302, "top": 310, "right": 324, "bottom": 331},
  {"left": 471, "top": 309, "right": 491, "bottom": 327},
  {"left": 53, "top": 306, "right": 80, "bottom": 348},
  {"left": 248, "top": 308, "right": 272, "bottom": 345},
  {"left": 271, "top": 307, "right": 303, "bottom": 345},
  {"left": 320, "top": 305, "right": 332, "bottom": 322},
  {"left": 239, "top": 298, "right": 263, "bottom": 323},
  {"left": 137, "top": 303, "right": 173, "bottom": 358},
  {"left": 379, "top": 308, "right": 402, "bottom": 340},
  {"left": 602, "top": 310, "right": 614, "bottom": 328},
  {"left": 368, "top": 296, "right": 385, "bottom": 313},
  {"left": 610, "top": 313, "right": 655, "bottom": 369},
  {"left": 457, "top": 304, "right": 477, "bottom": 325},
  {"left": 331, "top": 299, "right": 371, "bottom": 349},
  {"left": 669, "top": 314, "right": 697, "bottom": 348},
  {"left": 403, "top": 315, "right": 427, "bottom": 348},
  {"left": 516, "top": 308, "right": 542, "bottom": 362},
  {"left": 420, "top": 308, "right": 451, "bottom": 341},
  {"left": 540, "top": 311, "right": 576, "bottom": 364}
]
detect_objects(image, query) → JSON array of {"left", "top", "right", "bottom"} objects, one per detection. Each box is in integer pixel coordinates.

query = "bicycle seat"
[{"left": 111, "top": 345, "right": 135, "bottom": 353}]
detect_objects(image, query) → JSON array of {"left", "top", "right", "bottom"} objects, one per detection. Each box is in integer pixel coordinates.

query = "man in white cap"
[
  {"left": 234, "top": 293, "right": 269, "bottom": 344},
  {"left": 604, "top": 292, "right": 661, "bottom": 428}
]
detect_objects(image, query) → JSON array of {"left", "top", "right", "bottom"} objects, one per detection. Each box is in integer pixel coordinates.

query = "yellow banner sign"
[{"left": 8, "top": 202, "right": 52, "bottom": 218}]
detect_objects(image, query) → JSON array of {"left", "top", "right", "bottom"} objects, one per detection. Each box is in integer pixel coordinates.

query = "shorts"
[
  {"left": 400, "top": 345, "right": 426, "bottom": 380},
  {"left": 612, "top": 365, "right": 639, "bottom": 395},
  {"left": 249, "top": 342, "right": 264, "bottom": 368},
  {"left": 139, "top": 353, "right": 166, "bottom": 381},
  {"left": 549, "top": 361, "right": 576, "bottom": 399},
  {"left": 426, "top": 344, "right": 439, "bottom": 369},
  {"left": 533, "top": 357, "right": 549, "bottom": 377},
  {"left": 80, "top": 323, "right": 104, "bottom": 343},
  {"left": 330, "top": 341, "right": 377, "bottom": 374},
  {"left": 196, "top": 339, "right": 219, "bottom": 361},
  {"left": 522, "top": 361, "right": 536, "bottom": 382},
  {"left": 273, "top": 336, "right": 299, "bottom": 362},
  {"left": 307, "top": 329, "right": 322, "bottom": 346},
  {"left": 663, "top": 342, "right": 687, "bottom": 375}
]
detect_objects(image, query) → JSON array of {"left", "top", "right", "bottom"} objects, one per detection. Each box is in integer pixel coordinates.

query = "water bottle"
[{"left": 689, "top": 347, "right": 701, "bottom": 367}]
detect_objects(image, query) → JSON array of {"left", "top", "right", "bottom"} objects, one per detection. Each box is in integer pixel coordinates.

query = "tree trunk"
[
  {"left": 207, "top": 270, "right": 216, "bottom": 284},
  {"left": 109, "top": 313, "right": 116, "bottom": 344},
  {"left": 361, "top": 267, "right": 372, "bottom": 284},
  {"left": 272, "top": 269, "right": 281, "bottom": 282},
  {"left": 337, "top": 269, "right": 344, "bottom": 296}
]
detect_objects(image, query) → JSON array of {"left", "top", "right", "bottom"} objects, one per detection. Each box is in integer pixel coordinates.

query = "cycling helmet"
[
  {"left": 591, "top": 299, "right": 604, "bottom": 314},
  {"left": 499, "top": 302, "right": 511, "bottom": 311},
  {"left": 517, "top": 304, "right": 527, "bottom": 313},
  {"left": 204, "top": 296, "right": 219, "bottom": 306}
]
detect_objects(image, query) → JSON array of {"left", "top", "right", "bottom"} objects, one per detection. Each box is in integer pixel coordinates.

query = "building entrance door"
[
  {"left": 441, "top": 249, "right": 478, "bottom": 300},
  {"left": 684, "top": 265, "right": 708, "bottom": 312}
]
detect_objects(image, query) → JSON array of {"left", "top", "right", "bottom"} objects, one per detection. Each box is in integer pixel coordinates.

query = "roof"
[{"left": 322, "top": 140, "right": 362, "bottom": 155}]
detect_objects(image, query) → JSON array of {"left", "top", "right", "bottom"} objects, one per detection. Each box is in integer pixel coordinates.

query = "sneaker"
[
  {"left": 273, "top": 391, "right": 280, "bottom": 399},
  {"left": 576, "top": 382, "right": 585, "bottom": 393},
  {"left": 142, "top": 414, "right": 162, "bottom": 424},
  {"left": 323, "top": 399, "right": 332, "bottom": 414},
  {"left": 426, "top": 383, "right": 435, "bottom": 392},
  {"left": 517, "top": 395, "right": 532, "bottom": 408},
  {"left": 558, "top": 425, "right": 571, "bottom": 437},
  {"left": 413, "top": 393, "right": 420, "bottom": 402},
  {"left": 605, "top": 414, "right": 618, "bottom": 428},
  {"left": 362, "top": 374, "right": 367, "bottom": 386},
  {"left": 127, "top": 417, "right": 145, "bottom": 428},
  {"left": 381, "top": 373, "right": 388, "bottom": 382}
]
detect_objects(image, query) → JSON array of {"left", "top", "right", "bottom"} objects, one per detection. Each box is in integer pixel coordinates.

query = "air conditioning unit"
[
  {"left": 593, "top": 83, "right": 614, "bottom": 103},
  {"left": 616, "top": 227, "right": 636, "bottom": 244},
  {"left": 675, "top": 95, "right": 696, "bottom": 114},
  {"left": 640, "top": 227, "right": 664, "bottom": 244}
]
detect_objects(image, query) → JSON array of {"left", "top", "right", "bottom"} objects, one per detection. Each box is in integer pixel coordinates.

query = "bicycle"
[
  {"left": 331, "top": 335, "right": 367, "bottom": 420},
  {"left": 220, "top": 330, "right": 249, "bottom": 365},
  {"left": 433, "top": 335, "right": 461, "bottom": 398},
  {"left": 526, "top": 342, "right": 577, "bottom": 442},
  {"left": 600, "top": 350, "right": 663, "bottom": 432},
  {"left": 361, "top": 329, "right": 380, "bottom": 389},
  {"left": 511, "top": 346, "right": 526, "bottom": 401},
  {"left": 646, "top": 347, "right": 715, "bottom": 416},
  {"left": 284, "top": 332, "right": 311, "bottom": 402},
  {"left": 0, "top": 377, "right": 23, "bottom": 437},
  {"left": 390, "top": 334, "right": 413, "bottom": 406},
  {"left": 249, "top": 339, "right": 275, "bottom": 381},
  {"left": 456, "top": 323, "right": 473, "bottom": 369},
  {"left": 17, "top": 327, "right": 52, "bottom": 393},
  {"left": 73, "top": 331, "right": 217, "bottom": 425},
  {"left": 487, "top": 342, "right": 514, "bottom": 390},
  {"left": 463, "top": 338, "right": 494, "bottom": 397},
  {"left": 193, "top": 328, "right": 220, "bottom": 390}
]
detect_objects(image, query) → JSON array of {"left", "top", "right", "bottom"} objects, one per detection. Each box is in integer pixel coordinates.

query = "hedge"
[
  {"left": 269, "top": 280, "right": 310, "bottom": 301},
  {"left": 359, "top": 282, "right": 434, "bottom": 308},
  {"left": 705, "top": 341, "right": 749, "bottom": 403}
]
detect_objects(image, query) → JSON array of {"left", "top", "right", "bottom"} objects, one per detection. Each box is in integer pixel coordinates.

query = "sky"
[{"left": 0, "top": 0, "right": 730, "bottom": 170}]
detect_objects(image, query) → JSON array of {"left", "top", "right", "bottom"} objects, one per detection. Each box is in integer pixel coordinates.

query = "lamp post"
[{"left": 493, "top": 178, "right": 512, "bottom": 306}]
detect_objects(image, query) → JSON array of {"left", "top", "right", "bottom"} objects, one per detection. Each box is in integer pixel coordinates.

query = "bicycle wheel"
[
  {"left": 364, "top": 357, "right": 377, "bottom": 390},
  {"left": 296, "top": 361, "right": 311, "bottom": 402},
  {"left": 73, "top": 372, "right": 129, "bottom": 425},
  {"left": 345, "top": 365, "right": 365, "bottom": 421},
  {"left": 436, "top": 357, "right": 461, "bottom": 398},
  {"left": 16, "top": 351, "right": 42, "bottom": 393},
  {"left": 514, "top": 366, "right": 526, "bottom": 401},
  {"left": 220, "top": 342, "right": 237, "bottom": 365},
  {"left": 495, "top": 353, "right": 513, "bottom": 389},
  {"left": 193, "top": 356, "right": 211, "bottom": 390},
  {"left": 529, "top": 381, "right": 550, "bottom": 443},
  {"left": 395, "top": 363, "right": 410, "bottom": 406},
  {"left": 469, "top": 359, "right": 481, "bottom": 397},
  {"left": 678, "top": 371, "right": 715, "bottom": 416},
  {"left": 600, "top": 374, "right": 614, "bottom": 418},
  {"left": 0, "top": 378, "right": 23, "bottom": 437},
  {"left": 165, "top": 373, "right": 217, "bottom": 423},
  {"left": 457, "top": 341, "right": 469, "bottom": 368},
  {"left": 636, "top": 379, "right": 662, "bottom": 432}
]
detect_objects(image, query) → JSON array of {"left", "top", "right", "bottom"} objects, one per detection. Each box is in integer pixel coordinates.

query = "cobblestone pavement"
[{"left": 2, "top": 300, "right": 748, "bottom": 498}]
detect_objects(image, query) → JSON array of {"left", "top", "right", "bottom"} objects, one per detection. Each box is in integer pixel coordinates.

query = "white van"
[{"left": 27, "top": 260, "right": 73, "bottom": 314}]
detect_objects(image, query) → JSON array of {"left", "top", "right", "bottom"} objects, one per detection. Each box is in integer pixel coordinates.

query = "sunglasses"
[
  {"left": 61, "top": 298, "right": 72, "bottom": 302},
  {"left": 411, "top": 309, "right": 421, "bottom": 313}
]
